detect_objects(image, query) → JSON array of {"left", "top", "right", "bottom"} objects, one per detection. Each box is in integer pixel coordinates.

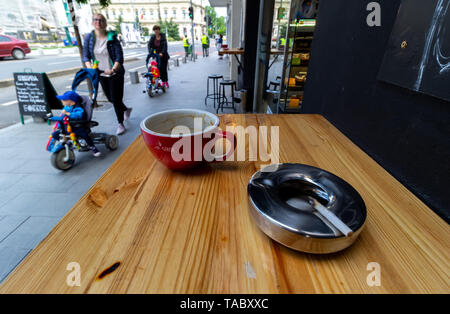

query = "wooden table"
[
  {"left": 1, "top": 114, "right": 448, "bottom": 293},
  {"left": 218, "top": 48, "right": 284, "bottom": 56},
  {"left": 219, "top": 48, "right": 244, "bottom": 73},
  {"left": 218, "top": 48, "right": 244, "bottom": 56},
  {"left": 218, "top": 48, "right": 284, "bottom": 72}
]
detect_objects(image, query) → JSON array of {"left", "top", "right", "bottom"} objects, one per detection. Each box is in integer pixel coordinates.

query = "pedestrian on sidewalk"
[
  {"left": 82, "top": 13, "right": 132, "bottom": 136},
  {"left": 216, "top": 34, "right": 223, "bottom": 60},
  {"left": 147, "top": 25, "right": 170, "bottom": 88},
  {"left": 183, "top": 35, "right": 190, "bottom": 58},
  {"left": 201, "top": 33, "right": 209, "bottom": 57}
]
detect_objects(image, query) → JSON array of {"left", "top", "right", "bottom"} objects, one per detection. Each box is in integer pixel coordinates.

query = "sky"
[{"left": 215, "top": 7, "right": 227, "bottom": 17}]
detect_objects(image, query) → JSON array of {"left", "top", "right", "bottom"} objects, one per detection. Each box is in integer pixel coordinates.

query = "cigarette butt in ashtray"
[{"left": 308, "top": 197, "right": 353, "bottom": 237}]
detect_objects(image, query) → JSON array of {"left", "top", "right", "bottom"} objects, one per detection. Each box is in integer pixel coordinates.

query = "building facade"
[
  {"left": 0, "top": 0, "right": 92, "bottom": 43},
  {"left": 89, "top": 0, "right": 210, "bottom": 40}
]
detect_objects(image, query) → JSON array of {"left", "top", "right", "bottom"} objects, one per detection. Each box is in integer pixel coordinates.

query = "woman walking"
[
  {"left": 82, "top": 13, "right": 132, "bottom": 135},
  {"left": 147, "top": 25, "right": 170, "bottom": 88}
]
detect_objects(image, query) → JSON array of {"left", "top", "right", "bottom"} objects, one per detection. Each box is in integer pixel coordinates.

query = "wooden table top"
[
  {"left": 219, "top": 48, "right": 284, "bottom": 56},
  {"left": 270, "top": 49, "right": 285, "bottom": 55},
  {"left": 1, "top": 114, "right": 448, "bottom": 293},
  {"left": 219, "top": 48, "right": 244, "bottom": 56}
]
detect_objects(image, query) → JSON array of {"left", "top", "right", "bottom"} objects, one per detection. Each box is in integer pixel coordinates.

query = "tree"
[
  {"left": 158, "top": 19, "right": 180, "bottom": 40},
  {"left": 205, "top": 6, "right": 217, "bottom": 37},
  {"left": 49, "top": 0, "right": 111, "bottom": 66},
  {"left": 204, "top": 6, "right": 226, "bottom": 36},
  {"left": 142, "top": 27, "right": 150, "bottom": 37},
  {"left": 216, "top": 16, "right": 226, "bottom": 35},
  {"left": 114, "top": 15, "right": 123, "bottom": 35},
  {"left": 48, "top": 0, "right": 111, "bottom": 96}
]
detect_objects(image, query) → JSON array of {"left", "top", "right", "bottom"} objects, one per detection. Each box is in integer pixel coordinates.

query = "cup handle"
[{"left": 208, "top": 130, "right": 236, "bottom": 162}]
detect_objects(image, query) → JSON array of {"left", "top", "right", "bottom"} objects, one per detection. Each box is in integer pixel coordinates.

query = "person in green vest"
[
  {"left": 183, "top": 35, "right": 190, "bottom": 57},
  {"left": 280, "top": 37, "right": 286, "bottom": 47},
  {"left": 201, "top": 33, "right": 209, "bottom": 57}
]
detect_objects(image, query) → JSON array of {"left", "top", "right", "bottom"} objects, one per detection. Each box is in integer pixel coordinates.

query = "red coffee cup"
[{"left": 140, "top": 109, "right": 235, "bottom": 170}]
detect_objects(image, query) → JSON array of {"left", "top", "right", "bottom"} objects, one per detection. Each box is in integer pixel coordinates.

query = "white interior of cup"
[{"left": 141, "top": 109, "right": 219, "bottom": 137}]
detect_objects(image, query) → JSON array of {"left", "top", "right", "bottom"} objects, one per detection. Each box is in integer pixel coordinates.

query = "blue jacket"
[
  {"left": 63, "top": 104, "right": 85, "bottom": 120},
  {"left": 82, "top": 31, "right": 124, "bottom": 72}
]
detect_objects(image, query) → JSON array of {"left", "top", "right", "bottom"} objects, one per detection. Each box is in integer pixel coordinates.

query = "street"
[{"left": 0, "top": 41, "right": 196, "bottom": 129}]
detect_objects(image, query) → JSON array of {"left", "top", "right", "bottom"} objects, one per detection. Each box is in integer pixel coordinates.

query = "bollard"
[
  {"left": 175, "top": 58, "right": 179, "bottom": 67},
  {"left": 129, "top": 71, "right": 139, "bottom": 84}
]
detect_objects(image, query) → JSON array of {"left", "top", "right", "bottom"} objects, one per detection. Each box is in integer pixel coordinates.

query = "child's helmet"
[{"left": 151, "top": 60, "right": 158, "bottom": 66}]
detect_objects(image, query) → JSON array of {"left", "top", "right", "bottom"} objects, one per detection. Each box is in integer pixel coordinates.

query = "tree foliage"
[
  {"left": 158, "top": 19, "right": 180, "bottom": 40},
  {"left": 114, "top": 15, "right": 123, "bottom": 35},
  {"left": 216, "top": 16, "right": 226, "bottom": 35},
  {"left": 204, "top": 6, "right": 226, "bottom": 36}
]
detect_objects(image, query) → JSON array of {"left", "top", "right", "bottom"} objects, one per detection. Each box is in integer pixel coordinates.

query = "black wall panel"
[{"left": 302, "top": 0, "right": 450, "bottom": 222}]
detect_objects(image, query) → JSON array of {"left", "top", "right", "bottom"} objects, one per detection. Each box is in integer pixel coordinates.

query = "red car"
[{"left": 0, "top": 34, "right": 31, "bottom": 60}]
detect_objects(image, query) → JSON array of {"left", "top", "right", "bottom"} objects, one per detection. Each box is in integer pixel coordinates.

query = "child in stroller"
[
  {"left": 46, "top": 68, "right": 119, "bottom": 171},
  {"left": 142, "top": 51, "right": 166, "bottom": 97},
  {"left": 52, "top": 91, "right": 101, "bottom": 157}
]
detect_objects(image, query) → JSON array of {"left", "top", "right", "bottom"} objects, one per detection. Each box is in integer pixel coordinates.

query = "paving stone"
[
  {"left": 12, "top": 159, "right": 61, "bottom": 175},
  {"left": 0, "top": 174, "right": 25, "bottom": 191},
  {"left": 0, "top": 245, "right": 31, "bottom": 283},
  {"left": 0, "top": 216, "right": 61, "bottom": 250},
  {"left": 0, "top": 158, "right": 27, "bottom": 173},
  {"left": 0, "top": 193, "right": 80, "bottom": 217},
  {"left": 0, "top": 147, "right": 20, "bottom": 160},
  {"left": 0, "top": 215, "right": 29, "bottom": 242},
  {"left": 0, "top": 191, "right": 20, "bottom": 209},
  {"left": 5, "top": 173, "right": 82, "bottom": 193}
]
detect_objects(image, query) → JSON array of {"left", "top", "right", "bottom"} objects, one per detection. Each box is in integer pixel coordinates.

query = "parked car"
[{"left": 0, "top": 34, "right": 31, "bottom": 60}]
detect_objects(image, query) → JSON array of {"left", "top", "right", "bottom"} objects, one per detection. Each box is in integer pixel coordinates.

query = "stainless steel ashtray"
[{"left": 248, "top": 163, "right": 366, "bottom": 254}]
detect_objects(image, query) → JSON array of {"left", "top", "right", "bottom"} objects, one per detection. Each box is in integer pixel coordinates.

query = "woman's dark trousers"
[{"left": 99, "top": 72, "right": 127, "bottom": 124}]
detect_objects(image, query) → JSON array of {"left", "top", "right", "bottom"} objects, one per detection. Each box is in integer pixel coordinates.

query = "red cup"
[{"left": 140, "top": 109, "right": 235, "bottom": 170}]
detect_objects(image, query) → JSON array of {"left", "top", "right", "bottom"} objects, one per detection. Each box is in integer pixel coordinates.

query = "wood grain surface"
[
  {"left": 218, "top": 48, "right": 244, "bottom": 56},
  {"left": 0, "top": 114, "right": 448, "bottom": 293}
]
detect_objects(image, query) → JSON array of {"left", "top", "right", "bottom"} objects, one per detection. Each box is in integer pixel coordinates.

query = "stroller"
[
  {"left": 46, "top": 68, "right": 119, "bottom": 171},
  {"left": 142, "top": 51, "right": 166, "bottom": 97}
]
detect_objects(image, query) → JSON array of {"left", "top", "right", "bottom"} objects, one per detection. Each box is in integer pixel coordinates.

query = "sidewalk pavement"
[{"left": 0, "top": 50, "right": 239, "bottom": 283}]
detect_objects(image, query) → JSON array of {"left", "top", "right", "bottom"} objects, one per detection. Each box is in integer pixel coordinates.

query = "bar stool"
[
  {"left": 268, "top": 76, "right": 282, "bottom": 91},
  {"left": 268, "top": 80, "right": 280, "bottom": 91},
  {"left": 217, "top": 80, "right": 237, "bottom": 113},
  {"left": 205, "top": 74, "right": 223, "bottom": 108}
]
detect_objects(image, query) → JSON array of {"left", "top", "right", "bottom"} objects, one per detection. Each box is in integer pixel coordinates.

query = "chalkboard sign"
[
  {"left": 13, "top": 72, "right": 62, "bottom": 122},
  {"left": 378, "top": 0, "right": 450, "bottom": 102}
]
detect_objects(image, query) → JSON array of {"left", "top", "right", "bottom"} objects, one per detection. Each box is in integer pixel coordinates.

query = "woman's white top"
[{"left": 94, "top": 37, "right": 112, "bottom": 73}]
